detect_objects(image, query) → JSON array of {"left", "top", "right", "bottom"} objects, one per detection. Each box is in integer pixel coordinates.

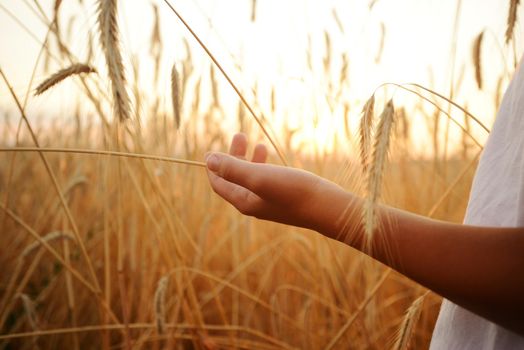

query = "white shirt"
[{"left": 430, "top": 58, "right": 524, "bottom": 349}]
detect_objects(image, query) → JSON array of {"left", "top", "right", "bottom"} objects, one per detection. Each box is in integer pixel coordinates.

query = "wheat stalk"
[
  {"left": 0, "top": 147, "right": 206, "bottom": 167},
  {"left": 375, "top": 82, "right": 489, "bottom": 133},
  {"left": 359, "top": 94, "right": 375, "bottom": 173},
  {"left": 161, "top": 0, "right": 288, "bottom": 166},
  {"left": 506, "top": 0, "right": 520, "bottom": 44},
  {"left": 97, "top": 0, "right": 131, "bottom": 122},
  {"left": 392, "top": 292, "right": 427, "bottom": 350},
  {"left": 35, "top": 63, "right": 96, "bottom": 96},
  {"left": 154, "top": 276, "right": 169, "bottom": 334},
  {"left": 472, "top": 31, "right": 484, "bottom": 89},
  {"left": 363, "top": 99, "right": 394, "bottom": 251},
  {"left": 171, "top": 63, "right": 181, "bottom": 129}
]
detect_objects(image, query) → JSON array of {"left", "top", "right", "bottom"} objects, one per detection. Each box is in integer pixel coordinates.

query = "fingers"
[
  {"left": 206, "top": 153, "right": 266, "bottom": 194},
  {"left": 229, "top": 133, "right": 248, "bottom": 159},
  {"left": 229, "top": 133, "right": 267, "bottom": 164},
  {"left": 206, "top": 168, "right": 263, "bottom": 215},
  {"left": 207, "top": 134, "right": 269, "bottom": 196},
  {"left": 252, "top": 143, "right": 268, "bottom": 163}
]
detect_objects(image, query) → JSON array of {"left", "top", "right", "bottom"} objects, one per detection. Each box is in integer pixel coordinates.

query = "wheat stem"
[
  {"left": 0, "top": 68, "right": 102, "bottom": 293},
  {"left": 161, "top": 0, "right": 288, "bottom": 166},
  {"left": 0, "top": 147, "right": 206, "bottom": 167}
]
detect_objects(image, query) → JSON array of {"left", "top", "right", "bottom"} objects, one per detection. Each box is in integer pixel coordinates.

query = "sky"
[{"left": 0, "top": 0, "right": 522, "bottom": 155}]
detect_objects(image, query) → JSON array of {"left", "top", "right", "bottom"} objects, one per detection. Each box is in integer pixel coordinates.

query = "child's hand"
[{"left": 205, "top": 133, "right": 352, "bottom": 236}]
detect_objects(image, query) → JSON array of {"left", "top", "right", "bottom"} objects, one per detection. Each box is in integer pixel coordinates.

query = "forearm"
[
  {"left": 314, "top": 186, "right": 524, "bottom": 334},
  {"left": 205, "top": 148, "right": 524, "bottom": 334}
]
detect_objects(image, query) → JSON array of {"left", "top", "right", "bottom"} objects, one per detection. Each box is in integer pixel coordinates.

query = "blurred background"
[
  {"left": 0, "top": 1, "right": 522, "bottom": 349},
  {"left": 1, "top": 0, "right": 521, "bottom": 155}
]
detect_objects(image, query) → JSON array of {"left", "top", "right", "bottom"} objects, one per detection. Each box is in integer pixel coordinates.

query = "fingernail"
[{"left": 206, "top": 154, "right": 220, "bottom": 171}]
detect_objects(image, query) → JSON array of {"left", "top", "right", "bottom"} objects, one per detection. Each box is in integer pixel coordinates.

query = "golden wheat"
[
  {"left": 21, "top": 231, "right": 75, "bottom": 259},
  {"left": 153, "top": 276, "right": 169, "bottom": 335},
  {"left": 97, "top": 0, "right": 131, "bottom": 122},
  {"left": 506, "top": 0, "right": 520, "bottom": 44},
  {"left": 392, "top": 293, "right": 427, "bottom": 350},
  {"left": 19, "top": 294, "right": 38, "bottom": 332},
  {"left": 1, "top": 1, "right": 500, "bottom": 348},
  {"left": 359, "top": 94, "right": 375, "bottom": 173},
  {"left": 171, "top": 63, "right": 181, "bottom": 129},
  {"left": 472, "top": 31, "right": 484, "bottom": 89},
  {"left": 34, "top": 64, "right": 96, "bottom": 96},
  {"left": 363, "top": 99, "right": 394, "bottom": 250}
]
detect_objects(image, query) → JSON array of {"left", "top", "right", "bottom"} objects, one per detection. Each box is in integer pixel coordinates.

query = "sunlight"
[{"left": 0, "top": 0, "right": 519, "bottom": 156}]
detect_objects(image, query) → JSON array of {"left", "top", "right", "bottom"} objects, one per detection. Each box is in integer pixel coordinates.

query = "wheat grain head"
[
  {"left": 506, "top": 0, "right": 520, "bottom": 44},
  {"left": 362, "top": 99, "right": 394, "bottom": 251},
  {"left": 21, "top": 231, "right": 75, "bottom": 259},
  {"left": 154, "top": 276, "right": 169, "bottom": 334},
  {"left": 19, "top": 293, "right": 39, "bottom": 331},
  {"left": 472, "top": 31, "right": 484, "bottom": 89},
  {"left": 35, "top": 64, "right": 96, "bottom": 96},
  {"left": 171, "top": 63, "right": 181, "bottom": 129},
  {"left": 359, "top": 94, "right": 375, "bottom": 173},
  {"left": 97, "top": 0, "right": 131, "bottom": 122},
  {"left": 392, "top": 293, "right": 426, "bottom": 350}
]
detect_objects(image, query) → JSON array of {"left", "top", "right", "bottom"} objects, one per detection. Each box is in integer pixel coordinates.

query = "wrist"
[{"left": 309, "top": 181, "right": 363, "bottom": 246}]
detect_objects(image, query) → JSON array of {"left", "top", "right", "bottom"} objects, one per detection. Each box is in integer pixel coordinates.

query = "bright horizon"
[{"left": 0, "top": 0, "right": 522, "bottom": 156}]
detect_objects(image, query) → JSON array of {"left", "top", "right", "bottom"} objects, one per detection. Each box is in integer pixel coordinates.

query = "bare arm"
[{"left": 206, "top": 133, "right": 524, "bottom": 335}]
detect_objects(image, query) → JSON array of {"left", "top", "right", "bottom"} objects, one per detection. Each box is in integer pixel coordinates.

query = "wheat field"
[{"left": 0, "top": 0, "right": 520, "bottom": 349}]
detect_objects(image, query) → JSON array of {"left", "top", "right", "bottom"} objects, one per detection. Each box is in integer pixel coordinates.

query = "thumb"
[{"left": 206, "top": 152, "right": 263, "bottom": 193}]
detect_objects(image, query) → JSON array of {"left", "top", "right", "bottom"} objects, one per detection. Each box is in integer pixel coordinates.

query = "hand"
[{"left": 205, "top": 133, "right": 352, "bottom": 236}]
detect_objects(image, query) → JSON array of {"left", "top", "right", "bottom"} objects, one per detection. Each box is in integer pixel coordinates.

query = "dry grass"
[{"left": 0, "top": 1, "right": 516, "bottom": 349}]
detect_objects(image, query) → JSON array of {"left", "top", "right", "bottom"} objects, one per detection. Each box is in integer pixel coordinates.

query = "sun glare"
[{"left": 0, "top": 0, "right": 520, "bottom": 156}]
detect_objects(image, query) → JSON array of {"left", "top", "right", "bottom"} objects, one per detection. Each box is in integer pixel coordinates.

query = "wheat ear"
[
  {"left": 35, "top": 64, "right": 96, "bottom": 96},
  {"left": 19, "top": 294, "right": 39, "bottom": 331},
  {"left": 363, "top": 99, "right": 394, "bottom": 251},
  {"left": 506, "top": 0, "right": 520, "bottom": 44},
  {"left": 392, "top": 293, "right": 427, "bottom": 350},
  {"left": 171, "top": 63, "right": 181, "bottom": 129},
  {"left": 21, "top": 231, "right": 75, "bottom": 259},
  {"left": 359, "top": 94, "right": 375, "bottom": 173},
  {"left": 154, "top": 276, "right": 169, "bottom": 334},
  {"left": 97, "top": 0, "right": 131, "bottom": 122},
  {"left": 472, "top": 31, "right": 484, "bottom": 90}
]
